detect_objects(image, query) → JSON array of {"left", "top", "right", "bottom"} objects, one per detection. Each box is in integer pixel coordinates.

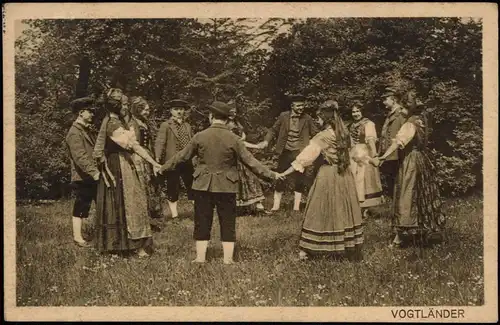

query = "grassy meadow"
[{"left": 16, "top": 193, "right": 484, "bottom": 307}]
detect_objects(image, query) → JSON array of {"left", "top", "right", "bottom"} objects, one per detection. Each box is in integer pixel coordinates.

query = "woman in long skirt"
[
  {"left": 129, "top": 96, "right": 163, "bottom": 220},
  {"left": 371, "top": 95, "right": 445, "bottom": 247},
  {"left": 279, "top": 100, "right": 363, "bottom": 260},
  {"left": 348, "top": 101, "right": 383, "bottom": 217},
  {"left": 227, "top": 105, "right": 270, "bottom": 215},
  {"left": 93, "top": 88, "right": 162, "bottom": 257}
]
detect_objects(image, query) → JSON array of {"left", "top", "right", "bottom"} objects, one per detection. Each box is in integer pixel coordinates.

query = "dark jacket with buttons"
[
  {"left": 154, "top": 118, "right": 193, "bottom": 164},
  {"left": 160, "top": 123, "right": 275, "bottom": 193},
  {"left": 379, "top": 108, "right": 406, "bottom": 161},
  {"left": 264, "top": 111, "right": 319, "bottom": 154},
  {"left": 65, "top": 121, "right": 99, "bottom": 182}
]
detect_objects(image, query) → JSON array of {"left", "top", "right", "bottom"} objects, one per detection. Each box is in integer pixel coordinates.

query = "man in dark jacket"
[
  {"left": 160, "top": 101, "right": 281, "bottom": 264},
  {"left": 257, "top": 94, "right": 319, "bottom": 212},
  {"left": 154, "top": 99, "right": 194, "bottom": 219},
  {"left": 65, "top": 97, "right": 99, "bottom": 247},
  {"left": 379, "top": 87, "right": 407, "bottom": 199}
]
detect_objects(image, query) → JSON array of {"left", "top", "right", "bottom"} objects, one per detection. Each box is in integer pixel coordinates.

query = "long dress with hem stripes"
[{"left": 291, "top": 126, "right": 363, "bottom": 255}]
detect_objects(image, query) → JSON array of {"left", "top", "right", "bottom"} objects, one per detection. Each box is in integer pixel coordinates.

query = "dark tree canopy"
[{"left": 15, "top": 18, "right": 482, "bottom": 199}]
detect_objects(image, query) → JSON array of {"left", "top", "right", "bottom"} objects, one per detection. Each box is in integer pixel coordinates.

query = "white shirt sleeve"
[
  {"left": 364, "top": 121, "right": 377, "bottom": 142},
  {"left": 395, "top": 122, "right": 416, "bottom": 148},
  {"left": 291, "top": 141, "right": 322, "bottom": 173},
  {"left": 110, "top": 126, "right": 139, "bottom": 150}
]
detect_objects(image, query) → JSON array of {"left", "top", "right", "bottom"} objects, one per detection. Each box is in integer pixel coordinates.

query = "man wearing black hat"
[
  {"left": 257, "top": 94, "right": 319, "bottom": 212},
  {"left": 159, "top": 101, "right": 282, "bottom": 264},
  {"left": 65, "top": 97, "right": 99, "bottom": 247},
  {"left": 379, "top": 87, "right": 407, "bottom": 198},
  {"left": 154, "top": 99, "right": 194, "bottom": 219}
]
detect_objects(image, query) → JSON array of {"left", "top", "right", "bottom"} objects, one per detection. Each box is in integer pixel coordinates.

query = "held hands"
[
  {"left": 153, "top": 162, "right": 162, "bottom": 176},
  {"left": 92, "top": 172, "right": 100, "bottom": 181},
  {"left": 369, "top": 157, "right": 385, "bottom": 167},
  {"left": 273, "top": 172, "right": 287, "bottom": 181},
  {"left": 256, "top": 141, "right": 269, "bottom": 150}
]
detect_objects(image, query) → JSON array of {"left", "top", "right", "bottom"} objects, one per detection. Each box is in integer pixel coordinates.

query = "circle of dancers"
[{"left": 66, "top": 86, "right": 446, "bottom": 264}]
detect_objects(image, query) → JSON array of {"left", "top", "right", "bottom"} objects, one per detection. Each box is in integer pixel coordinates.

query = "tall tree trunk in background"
[{"left": 75, "top": 54, "right": 91, "bottom": 98}]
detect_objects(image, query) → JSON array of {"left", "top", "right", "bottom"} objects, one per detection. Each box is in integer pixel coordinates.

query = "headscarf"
[
  {"left": 129, "top": 96, "right": 158, "bottom": 149},
  {"left": 130, "top": 96, "right": 148, "bottom": 119}
]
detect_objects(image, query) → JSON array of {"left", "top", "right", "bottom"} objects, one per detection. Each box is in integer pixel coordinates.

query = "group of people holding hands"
[{"left": 65, "top": 85, "right": 445, "bottom": 264}]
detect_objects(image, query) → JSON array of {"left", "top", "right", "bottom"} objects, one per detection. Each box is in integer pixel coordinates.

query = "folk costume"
[
  {"left": 349, "top": 117, "right": 383, "bottom": 209},
  {"left": 129, "top": 103, "right": 163, "bottom": 220},
  {"left": 379, "top": 88, "right": 407, "bottom": 198},
  {"left": 263, "top": 94, "right": 319, "bottom": 211},
  {"left": 154, "top": 99, "right": 194, "bottom": 218},
  {"left": 282, "top": 105, "right": 363, "bottom": 260},
  {"left": 227, "top": 118, "right": 266, "bottom": 209},
  {"left": 386, "top": 115, "right": 445, "bottom": 246},
  {"left": 65, "top": 97, "right": 99, "bottom": 247},
  {"left": 159, "top": 101, "right": 276, "bottom": 264},
  {"left": 93, "top": 89, "right": 159, "bottom": 256}
]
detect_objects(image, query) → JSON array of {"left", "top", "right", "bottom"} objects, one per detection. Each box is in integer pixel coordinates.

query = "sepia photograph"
[{"left": 3, "top": 2, "right": 498, "bottom": 322}]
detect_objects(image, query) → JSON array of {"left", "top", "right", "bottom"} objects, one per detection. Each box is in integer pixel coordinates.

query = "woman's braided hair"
[{"left": 323, "top": 99, "right": 351, "bottom": 174}]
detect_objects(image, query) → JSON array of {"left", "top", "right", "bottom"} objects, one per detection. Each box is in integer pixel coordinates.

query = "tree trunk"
[{"left": 75, "top": 55, "right": 91, "bottom": 98}]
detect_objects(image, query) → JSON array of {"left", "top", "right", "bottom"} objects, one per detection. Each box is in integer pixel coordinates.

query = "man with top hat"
[
  {"left": 159, "top": 101, "right": 282, "bottom": 265},
  {"left": 154, "top": 99, "right": 194, "bottom": 219},
  {"left": 256, "top": 93, "right": 319, "bottom": 212},
  {"left": 65, "top": 97, "right": 99, "bottom": 247},
  {"left": 379, "top": 86, "right": 407, "bottom": 198}
]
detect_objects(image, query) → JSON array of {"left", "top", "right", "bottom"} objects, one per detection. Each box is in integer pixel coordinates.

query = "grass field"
[{"left": 16, "top": 193, "right": 484, "bottom": 307}]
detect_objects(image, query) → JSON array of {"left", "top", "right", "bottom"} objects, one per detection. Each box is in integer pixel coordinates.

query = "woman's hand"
[
  {"left": 256, "top": 141, "right": 269, "bottom": 150},
  {"left": 369, "top": 157, "right": 385, "bottom": 167},
  {"left": 369, "top": 157, "right": 380, "bottom": 167},
  {"left": 153, "top": 162, "right": 162, "bottom": 176},
  {"left": 273, "top": 172, "right": 286, "bottom": 181}
]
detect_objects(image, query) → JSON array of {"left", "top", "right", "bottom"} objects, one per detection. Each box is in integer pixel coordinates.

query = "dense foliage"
[{"left": 15, "top": 18, "right": 482, "bottom": 199}]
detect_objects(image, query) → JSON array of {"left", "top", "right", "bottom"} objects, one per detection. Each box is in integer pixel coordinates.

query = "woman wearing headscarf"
[
  {"left": 370, "top": 92, "right": 445, "bottom": 247},
  {"left": 93, "top": 88, "right": 162, "bottom": 257},
  {"left": 279, "top": 100, "right": 363, "bottom": 261},
  {"left": 129, "top": 96, "right": 163, "bottom": 220},
  {"left": 348, "top": 100, "right": 383, "bottom": 217}
]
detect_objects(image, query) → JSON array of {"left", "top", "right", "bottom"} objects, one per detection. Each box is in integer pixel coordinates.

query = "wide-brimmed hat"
[
  {"left": 207, "top": 101, "right": 232, "bottom": 117},
  {"left": 287, "top": 93, "right": 306, "bottom": 102},
  {"left": 168, "top": 99, "right": 190, "bottom": 109},
  {"left": 70, "top": 97, "right": 96, "bottom": 114}
]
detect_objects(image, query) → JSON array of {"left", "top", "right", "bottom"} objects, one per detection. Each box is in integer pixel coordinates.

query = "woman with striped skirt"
[{"left": 279, "top": 100, "right": 363, "bottom": 261}]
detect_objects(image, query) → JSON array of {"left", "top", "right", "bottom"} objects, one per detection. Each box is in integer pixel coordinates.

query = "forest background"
[{"left": 15, "top": 18, "right": 482, "bottom": 200}]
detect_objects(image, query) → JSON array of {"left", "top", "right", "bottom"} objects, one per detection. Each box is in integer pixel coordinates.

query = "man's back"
[
  {"left": 190, "top": 124, "right": 241, "bottom": 193},
  {"left": 161, "top": 122, "right": 274, "bottom": 193},
  {"left": 195, "top": 124, "right": 239, "bottom": 172}
]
